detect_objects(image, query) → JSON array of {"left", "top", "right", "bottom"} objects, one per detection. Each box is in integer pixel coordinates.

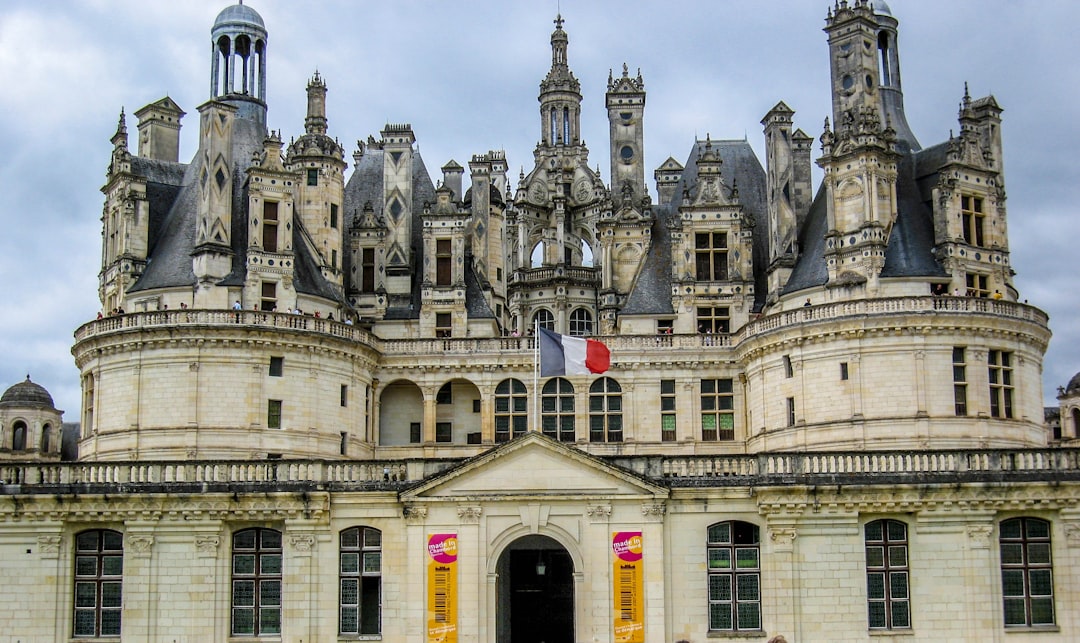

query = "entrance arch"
[{"left": 495, "top": 534, "right": 575, "bottom": 643}]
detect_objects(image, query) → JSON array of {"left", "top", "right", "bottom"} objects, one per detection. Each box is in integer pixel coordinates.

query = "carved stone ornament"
[
  {"left": 289, "top": 533, "right": 316, "bottom": 554},
  {"left": 587, "top": 505, "right": 612, "bottom": 522},
  {"left": 966, "top": 524, "right": 994, "bottom": 549},
  {"left": 194, "top": 534, "right": 221, "bottom": 557},
  {"left": 38, "top": 534, "right": 62, "bottom": 558},
  {"left": 769, "top": 527, "right": 798, "bottom": 552},
  {"left": 641, "top": 504, "right": 666, "bottom": 522},
  {"left": 127, "top": 535, "right": 154, "bottom": 558},
  {"left": 457, "top": 506, "right": 482, "bottom": 524},
  {"left": 1063, "top": 522, "right": 1080, "bottom": 548},
  {"left": 403, "top": 505, "right": 428, "bottom": 523}
]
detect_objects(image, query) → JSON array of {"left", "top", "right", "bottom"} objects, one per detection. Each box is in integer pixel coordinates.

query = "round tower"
[
  {"left": 0, "top": 376, "right": 63, "bottom": 460},
  {"left": 210, "top": 2, "right": 268, "bottom": 124}
]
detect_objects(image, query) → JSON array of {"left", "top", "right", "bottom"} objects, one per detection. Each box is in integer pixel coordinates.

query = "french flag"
[{"left": 538, "top": 327, "right": 611, "bottom": 377}]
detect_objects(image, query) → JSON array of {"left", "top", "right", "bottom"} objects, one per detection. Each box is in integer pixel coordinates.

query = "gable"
[{"left": 401, "top": 433, "right": 668, "bottom": 501}]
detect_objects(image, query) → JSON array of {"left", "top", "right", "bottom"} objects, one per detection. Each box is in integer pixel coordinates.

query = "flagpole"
[{"left": 532, "top": 317, "right": 539, "bottom": 434}]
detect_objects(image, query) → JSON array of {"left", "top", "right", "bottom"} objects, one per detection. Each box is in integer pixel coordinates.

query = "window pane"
[
  {"left": 887, "top": 521, "right": 907, "bottom": 541},
  {"left": 233, "top": 608, "right": 255, "bottom": 635},
  {"left": 261, "top": 554, "right": 282, "bottom": 575},
  {"left": 363, "top": 552, "right": 382, "bottom": 573},
  {"left": 102, "top": 555, "right": 123, "bottom": 576},
  {"left": 890, "top": 601, "right": 910, "bottom": 629},
  {"left": 341, "top": 578, "right": 359, "bottom": 605},
  {"left": 865, "top": 546, "right": 884, "bottom": 568},
  {"left": 868, "top": 601, "right": 886, "bottom": 629},
  {"left": 709, "top": 603, "right": 732, "bottom": 631},
  {"left": 76, "top": 532, "right": 99, "bottom": 551},
  {"left": 74, "top": 610, "right": 97, "bottom": 636},
  {"left": 101, "top": 582, "right": 122, "bottom": 608},
  {"left": 234, "top": 530, "right": 257, "bottom": 549},
  {"left": 233, "top": 554, "right": 256, "bottom": 575},
  {"left": 736, "top": 601, "right": 761, "bottom": 630},
  {"left": 865, "top": 521, "right": 883, "bottom": 541},
  {"left": 708, "top": 548, "right": 731, "bottom": 570},
  {"left": 75, "top": 582, "right": 97, "bottom": 608},
  {"left": 260, "top": 580, "right": 281, "bottom": 606},
  {"left": 1001, "top": 570, "right": 1025, "bottom": 597},
  {"left": 76, "top": 556, "right": 98, "bottom": 577},
  {"left": 341, "top": 606, "right": 359, "bottom": 634},
  {"left": 260, "top": 607, "right": 281, "bottom": 634},
  {"left": 233, "top": 580, "right": 255, "bottom": 607},
  {"left": 1025, "top": 520, "right": 1050, "bottom": 539},
  {"left": 1031, "top": 598, "right": 1055, "bottom": 625},
  {"left": 1029, "top": 569, "right": 1053, "bottom": 596},
  {"left": 341, "top": 553, "right": 360, "bottom": 575},
  {"left": 736, "top": 574, "right": 759, "bottom": 601},
  {"left": 709, "top": 523, "right": 730, "bottom": 544},
  {"left": 1003, "top": 598, "right": 1027, "bottom": 626},
  {"left": 735, "top": 548, "right": 758, "bottom": 569},
  {"left": 261, "top": 530, "right": 282, "bottom": 549},
  {"left": 102, "top": 531, "right": 124, "bottom": 551},
  {"left": 887, "top": 545, "right": 907, "bottom": 568},
  {"left": 708, "top": 574, "right": 731, "bottom": 601},
  {"left": 889, "top": 572, "right": 908, "bottom": 600},
  {"left": 1028, "top": 542, "right": 1051, "bottom": 565},
  {"left": 867, "top": 573, "right": 885, "bottom": 600},
  {"left": 341, "top": 528, "right": 360, "bottom": 549},
  {"left": 1000, "top": 543, "right": 1023, "bottom": 565},
  {"left": 101, "top": 609, "right": 122, "bottom": 636}
]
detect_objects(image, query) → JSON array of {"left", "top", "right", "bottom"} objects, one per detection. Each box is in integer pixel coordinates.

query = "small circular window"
[
  {"left": 620, "top": 145, "right": 634, "bottom": 161},
  {"left": 842, "top": 75, "right": 854, "bottom": 90}
]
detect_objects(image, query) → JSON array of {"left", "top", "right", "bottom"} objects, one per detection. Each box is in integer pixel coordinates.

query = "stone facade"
[{"left": 1, "top": 1, "right": 1077, "bottom": 641}]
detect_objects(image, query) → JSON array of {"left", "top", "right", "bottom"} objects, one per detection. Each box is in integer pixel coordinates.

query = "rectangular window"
[
  {"left": 840, "top": 362, "right": 849, "bottom": 381},
  {"left": 232, "top": 529, "right": 282, "bottom": 636},
  {"left": 966, "top": 273, "right": 989, "bottom": 298},
  {"left": 361, "top": 248, "right": 376, "bottom": 293},
  {"left": 697, "top": 306, "right": 730, "bottom": 335},
  {"left": 260, "top": 282, "right": 277, "bottom": 312},
  {"left": 700, "top": 379, "right": 735, "bottom": 441},
  {"left": 436, "top": 312, "right": 452, "bottom": 338},
  {"left": 961, "top": 195, "right": 985, "bottom": 247},
  {"left": 661, "top": 379, "right": 677, "bottom": 442},
  {"left": 786, "top": 397, "right": 796, "bottom": 427},
  {"left": 340, "top": 527, "right": 382, "bottom": 635},
  {"left": 307, "top": 168, "right": 318, "bottom": 186},
  {"left": 1000, "top": 518, "right": 1054, "bottom": 627},
  {"left": 409, "top": 422, "right": 421, "bottom": 444},
  {"left": 332, "top": 249, "right": 338, "bottom": 270},
  {"left": 436, "top": 384, "right": 453, "bottom": 405},
  {"left": 695, "top": 232, "right": 728, "bottom": 281},
  {"left": 783, "top": 355, "right": 793, "bottom": 378},
  {"left": 73, "top": 530, "right": 123, "bottom": 637},
  {"left": 262, "top": 201, "right": 279, "bottom": 253},
  {"left": 269, "top": 356, "right": 284, "bottom": 377},
  {"left": 330, "top": 204, "right": 339, "bottom": 229},
  {"left": 865, "top": 520, "right": 910, "bottom": 630},
  {"left": 340, "top": 432, "right": 348, "bottom": 456},
  {"left": 435, "top": 422, "right": 452, "bottom": 443},
  {"left": 267, "top": 400, "right": 282, "bottom": 429},
  {"left": 436, "top": 239, "right": 452, "bottom": 286},
  {"left": 340, "top": 384, "right": 348, "bottom": 408},
  {"left": 989, "top": 350, "right": 1014, "bottom": 419},
  {"left": 953, "top": 347, "right": 968, "bottom": 416}
]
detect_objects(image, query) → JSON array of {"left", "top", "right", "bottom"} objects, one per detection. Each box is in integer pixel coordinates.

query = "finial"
[
  {"left": 622, "top": 62, "right": 629, "bottom": 77},
  {"left": 554, "top": 13, "right": 564, "bottom": 30}
]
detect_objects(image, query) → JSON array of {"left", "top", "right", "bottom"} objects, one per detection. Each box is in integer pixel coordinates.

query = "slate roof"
[
  {"left": 129, "top": 113, "right": 340, "bottom": 300},
  {"left": 622, "top": 139, "right": 768, "bottom": 315}
]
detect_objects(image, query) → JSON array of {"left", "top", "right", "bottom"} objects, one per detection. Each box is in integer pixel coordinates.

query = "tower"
[
  {"left": 606, "top": 63, "right": 646, "bottom": 204},
  {"left": 210, "top": 2, "right": 268, "bottom": 124},
  {"left": 538, "top": 15, "right": 582, "bottom": 149}
]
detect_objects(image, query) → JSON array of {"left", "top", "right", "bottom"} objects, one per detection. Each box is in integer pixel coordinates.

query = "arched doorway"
[{"left": 496, "top": 535, "right": 574, "bottom": 643}]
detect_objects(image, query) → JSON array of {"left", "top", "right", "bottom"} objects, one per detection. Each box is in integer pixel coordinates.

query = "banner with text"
[
  {"left": 612, "top": 531, "right": 644, "bottom": 643},
  {"left": 427, "top": 533, "right": 458, "bottom": 643}
]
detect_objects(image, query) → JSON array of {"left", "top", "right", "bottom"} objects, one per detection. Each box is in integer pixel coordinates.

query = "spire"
[
  {"left": 111, "top": 108, "right": 128, "bottom": 150},
  {"left": 305, "top": 70, "right": 328, "bottom": 135}
]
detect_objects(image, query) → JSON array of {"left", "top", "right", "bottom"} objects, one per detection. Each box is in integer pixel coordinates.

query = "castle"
[{"left": 1, "top": 2, "right": 1078, "bottom": 641}]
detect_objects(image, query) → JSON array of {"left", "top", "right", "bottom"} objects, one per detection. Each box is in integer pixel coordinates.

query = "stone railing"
[
  {"left": 2, "top": 449, "right": 1078, "bottom": 493},
  {"left": 74, "top": 309, "right": 380, "bottom": 346},
  {"left": 510, "top": 265, "right": 600, "bottom": 285},
  {"left": 736, "top": 296, "right": 1049, "bottom": 341},
  {"left": 611, "top": 448, "right": 1080, "bottom": 486}
]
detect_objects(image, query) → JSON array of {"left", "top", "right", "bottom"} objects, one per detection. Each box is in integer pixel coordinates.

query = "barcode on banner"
[
  {"left": 434, "top": 569, "right": 449, "bottom": 622},
  {"left": 619, "top": 568, "right": 636, "bottom": 621}
]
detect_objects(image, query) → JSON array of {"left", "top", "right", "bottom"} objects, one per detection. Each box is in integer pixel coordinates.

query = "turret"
[
  {"left": 607, "top": 63, "right": 647, "bottom": 204},
  {"left": 538, "top": 15, "right": 582, "bottom": 148},
  {"left": 210, "top": 2, "right": 268, "bottom": 124}
]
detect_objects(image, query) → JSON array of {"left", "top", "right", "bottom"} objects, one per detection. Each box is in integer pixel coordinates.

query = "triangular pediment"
[{"left": 401, "top": 432, "right": 668, "bottom": 502}]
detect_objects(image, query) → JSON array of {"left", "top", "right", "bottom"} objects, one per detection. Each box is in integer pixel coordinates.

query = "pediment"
[{"left": 401, "top": 432, "right": 668, "bottom": 502}]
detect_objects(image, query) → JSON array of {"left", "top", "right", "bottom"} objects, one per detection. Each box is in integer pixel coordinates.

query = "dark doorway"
[{"left": 497, "top": 536, "right": 574, "bottom": 643}]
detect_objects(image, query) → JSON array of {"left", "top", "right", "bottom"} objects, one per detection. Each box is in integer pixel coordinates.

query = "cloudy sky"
[{"left": 1, "top": 0, "right": 1077, "bottom": 418}]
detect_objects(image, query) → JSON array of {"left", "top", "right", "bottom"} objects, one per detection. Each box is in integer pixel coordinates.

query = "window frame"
[
  {"left": 340, "top": 526, "right": 383, "bottom": 636},
  {"left": 660, "top": 379, "right": 677, "bottom": 442},
  {"left": 696, "top": 306, "right": 730, "bottom": 334},
  {"left": 988, "top": 350, "right": 1014, "bottom": 419},
  {"left": 267, "top": 399, "right": 282, "bottom": 429},
  {"left": 231, "top": 528, "right": 283, "bottom": 637},
  {"left": 569, "top": 308, "right": 593, "bottom": 336},
  {"left": 953, "top": 347, "right": 968, "bottom": 416},
  {"left": 532, "top": 309, "right": 555, "bottom": 332},
  {"left": 700, "top": 378, "right": 735, "bottom": 441},
  {"left": 695, "top": 231, "right": 729, "bottom": 281},
  {"left": 707, "top": 521, "right": 761, "bottom": 632},
  {"left": 73, "top": 529, "right": 124, "bottom": 638},
  {"left": 495, "top": 378, "right": 528, "bottom": 443},
  {"left": 1000, "top": 517, "right": 1055, "bottom": 628},
  {"left": 961, "top": 195, "right": 986, "bottom": 247},
  {"left": 865, "top": 519, "right": 911, "bottom": 631},
  {"left": 541, "top": 377, "right": 576, "bottom": 442},
  {"left": 588, "top": 377, "right": 623, "bottom": 443}
]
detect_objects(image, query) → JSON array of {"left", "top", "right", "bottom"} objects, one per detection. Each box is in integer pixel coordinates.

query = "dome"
[
  {"left": 213, "top": 3, "right": 266, "bottom": 33},
  {"left": 874, "top": 1, "right": 894, "bottom": 16},
  {"left": 1066, "top": 372, "right": 1080, "bottom": 396},
  {"left": 0, "top": 376, "right": 55, "bottom": 409}
]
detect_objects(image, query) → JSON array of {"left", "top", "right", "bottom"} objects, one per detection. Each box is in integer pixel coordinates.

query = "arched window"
[
  {"left": 589, "top": 378, "right": 622, "bottom": 442},
  {"left": 494, "top": 379, "right": 528, "bottom": 443},
  {"left": 563, "top": 106, "right": 570, "bottom": 144},
  {"left": 542, "top": 378, "right": 575, "bottom": 442},
  {"left": 569, "top": 308, "right": 593, "bottom": 337},
  {"left": 12, "top": 421, "right": 26, "bottom": 451},
  {"left": 532, "top": 309, "right": 555, "bottom": 333},
  {"left": 232, "top": 528, "right": 282, "bottom": 636},
  {"left": 1072, "top": 408, "right": 1080, "bottom": 439},
  {"left": 340, "top": 527, "right": 382, "bottom": 636},
  {"left": 865, "top": 520, "right": 910, "bottom": 630},
  {"left": 581, "top": 240, "right": 595, "bottom": 267},
  {"left": 707, "top": 521, "right": 760, "bottom": 632},
  {"left": 530, "top": 242, "right": 545, "bottom": 268},
  {"left": 73, "top": 529, "right": 123, "bottom": 637},
  {"left": 41, "top": 424, "right": 52, "bottom": 453},
  {"left": 1000, "top": 517, "right": 1054, "bottom": 627}
]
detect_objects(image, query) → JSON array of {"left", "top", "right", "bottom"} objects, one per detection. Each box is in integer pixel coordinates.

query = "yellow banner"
[
  {"left": 427, "top": 533, "right": 458, "bottom": 643},
  {"left": 612, "top": 531, "right": 644, "bottom": 643}
]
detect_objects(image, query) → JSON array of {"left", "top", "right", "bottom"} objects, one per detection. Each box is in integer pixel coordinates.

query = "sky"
[{"left": 0, "top": 0, "right": 1077, "bottom": 418}]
